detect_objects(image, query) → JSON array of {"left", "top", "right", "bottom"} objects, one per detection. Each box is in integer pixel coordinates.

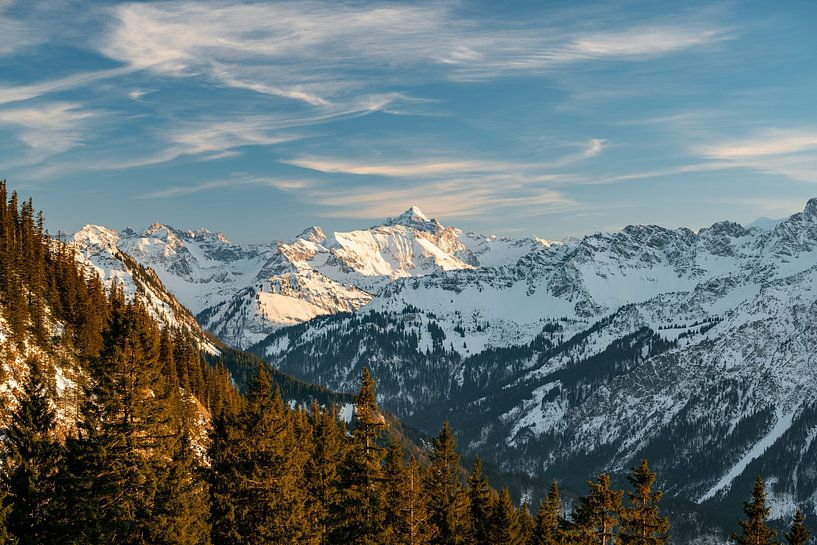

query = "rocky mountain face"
[
  {"left": 81, "top": 201, "right": 817, "bottom": 534},
  {"left": 248, "top": 201, "right": 817, "bottom": 528},
  {"left": 71, "top": 225, "right": 220, "bottom": 354},
  {"left": 77, "top": 207, "right": 548, "bottom": 348}
]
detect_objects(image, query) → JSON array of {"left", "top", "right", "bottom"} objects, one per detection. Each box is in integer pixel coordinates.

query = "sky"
[{"left": 0, "top": 0, "right": 816, "bottom": 242}]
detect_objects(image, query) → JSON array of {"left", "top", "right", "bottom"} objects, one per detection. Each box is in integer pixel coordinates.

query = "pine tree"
[
  {"left": 400, "top": 457, "right": 435, "bottom": 545},
  {"left": 383, "top": 440, "right": 406, "bottom": 545},
  {"left": 784, "top": 511, "right": 810, "bottom": 545},
  {"left": 518, "top": 501, "right": 535, "bottom": 545},
  {"left": 620, "top": 460, "right": 669, "bottom": 545},
  {"left": 207, "top": 411, "right": 242, "bottom": 545},
  {"left": 467, "top": 457, "right": 495, "bottom": 545},
  {"left": 426, "top": 421, "right": 468, "bottom": 545},
  {"left": 571, "top": 473, "right": 624, "bottom": 545},
  {"left": 0, "top": 489, "right": 16, "bottom": 545},
  {"left": 1, "top": 358, "right": 62, "bottom": 545},
  {"left": 150, "top": 432, "right": 211, "bottom": 545},
  {"left": 491, "top": 488, "right": 523, "bottom": 545},
  {"left": 532, "top": 482, "right": 562, "bottom": 545},
  {"left": 305, "top": 403, "right": 346, "bottom": 545},
  {"left": 330, "top": 368, "right": 388, "bottom": 545},
  {"left": 210, "top": 366, "right": 308, "bottom": 544},
  {"left": 61, "top": 298, "right": 173, "bottom": 544},
  {"left": 732, "top": 477, "right": 778, "bottom": 545}
]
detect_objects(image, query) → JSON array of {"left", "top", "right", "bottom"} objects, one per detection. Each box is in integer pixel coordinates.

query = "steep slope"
[
  {"left": 71, "top": 225, "right": 219, "bottom": 354},
  {"left": 95, "top": 207, "right": 546, "bottom": 348},
  {"left": 252, "top": 199, "right": 817, "bottom": 525}
]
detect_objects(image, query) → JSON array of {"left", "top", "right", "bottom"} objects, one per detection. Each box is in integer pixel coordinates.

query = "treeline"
[{"left": 4, "top": 353, "right": 812, "bottom": 545}]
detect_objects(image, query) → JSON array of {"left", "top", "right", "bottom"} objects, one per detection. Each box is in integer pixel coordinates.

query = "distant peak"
[
  {"left": 803, "top": 197, "right": 817, "bottom": 219},
  {"left": 745, "top": 216, "right": 782, "bottom": 231},
  {"left": 142, "top": 222, "right": 177, "bottom": 237},
  {"left": 404, "top": 206, "right": 429, "bottom": 221},
  {"left": 382, "top": 206, "right": 441, "bottom": 231},
  {"left": 185, "top": 227, "right": 230, "bottom": 243},
  {"left": 73, "top": 224, "right": 120, "bottom": 249},
  {"left": 296, "top": 226, "right": 326, "bottom": 244}
]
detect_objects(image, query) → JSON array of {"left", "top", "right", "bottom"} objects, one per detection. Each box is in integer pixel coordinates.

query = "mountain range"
[{"left": 71, "top": 201, "right": 817, "bottom": 533}]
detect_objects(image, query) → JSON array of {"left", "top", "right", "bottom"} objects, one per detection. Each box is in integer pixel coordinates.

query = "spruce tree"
[
  {"left": 401, "top": 457, "right": 436, "bottom": 545},
  {"left": 426, "top": 421, "right": 468, "bottom": 545},
  {"left": 305, "top": 403, "right": 345, "bottom": 545},
  {"left": 207, "top": 411, "right": 242, "bottom": 545},
  {"left": 1, "top": 358, "right": 62, "bottom": 545},
  {"left": 731, "top": 477, "right": 778, "bottom": 545},
  {"left": 784, "top": 511, "right": 810, "bottom": 545},
  {"left": 150, "top": 431, "right": 211, "bottom": 545},
  {"left": 210, "top": 366, "right": 308, "bottom": 544},
  {"left": 467, "top": 457, "right": 495, "bottom": 545},
  {"left": 518, "top": 501, "right": 535, "bottom": 545},
  {"left": 0, "top": 489, "right": 15, "bottom": 545},
  {"left": 491, "top": 488, "right": 524, "bottom": 545},
  {"left": 532, "top": 482, "right": 562, "bottom": 545},
  {"left": 571, "top": 473, "right": 624, "bottom": 545},
  {"left": 383, "top": 440, "right": 406, "bottom": 545},
  {"left": 620, "top": 460, "right": 668, "bottom": 545},
  {"left": 62, "top": 297, "right": 173, "bottom": 544},
  {"left": 330, "top": 368, "right": 388, "bottom": 545}
]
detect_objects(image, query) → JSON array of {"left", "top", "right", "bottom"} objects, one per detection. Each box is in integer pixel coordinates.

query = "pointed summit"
[
  {"left": 382, "top": 206, "right": 441, "bottom": 232},
  {"left": 803, "top": 197, "right": 817, "bottom": 220},
  {"left": 404, "top": 205, "right": 429, "bottom": 221},
  {"left": 141, "top": 222, "right": 180, "bottom": 239},
  {"left": 73, "top": 224, "right": 120, "bottom": 250},
  {"left": 296, "top": 226, "right": 326, "bottom": 244}
]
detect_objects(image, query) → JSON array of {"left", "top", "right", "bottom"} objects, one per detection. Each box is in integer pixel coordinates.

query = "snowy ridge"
[
  {"left": 71, "top": 225, "right": 219, "bottom": 354},
  {"left": 90, "top": 207, "right": 545, "bottom": 348},
  {"left": 250, "top": 198, "right": 817, "bottom": 523}
]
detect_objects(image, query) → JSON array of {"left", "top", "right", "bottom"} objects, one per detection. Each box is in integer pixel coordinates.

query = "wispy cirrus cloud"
[
  {"left": 303, "top": 178, "right": 577, "bottom": 219},
  {"left": 698, "top": 129, "right": 817, "bottom": 159},
  {"left": 285, "top": 158, "right": 520, "bottom": 178},
  {"left": 138, "top": 170, "right": 577, "bottom": 219},
  {"left": 287, "top": 138, "right": 607, "bottom": 179},
  {"left": 0, "top": 67, "right": 134, "bottom": 106},
  {"left": 272, "top": 137, "right": 609, "bottom": 218},
  {"left": 98, "top": 1, "right": 731, "bottom": 108},
  {"left": 695, "top": 128, "right": 817, "bottom": 183},
  {"left": 26, "top": 116, "right": 308, "bottom": 179},
  {"left": 0, "top": 102, "right": 99, "bottom": 161},
  {"left": 0, "top": 0, "right": 42, "bottom": 56},
  {"left": 138, "top": 176, "right": 314, "bottom": 199}
]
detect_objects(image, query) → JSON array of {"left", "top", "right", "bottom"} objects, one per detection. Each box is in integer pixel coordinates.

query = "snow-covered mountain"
[
  {"left": 247, "top": 199, "right": 817, "bottom": 526},
  {"left": 71, "top": 225, "right": 219, "bottom": 354},
  {"left": 78, "top": 207, "right": 548, "bottom": 348},
  {"left": 79, "top": 200, "right": 817, "bottom": 527}
]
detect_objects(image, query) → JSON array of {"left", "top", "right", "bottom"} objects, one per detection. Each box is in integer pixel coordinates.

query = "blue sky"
[{"left": 0, "top": 0, "right": 815, "bottom": 242}]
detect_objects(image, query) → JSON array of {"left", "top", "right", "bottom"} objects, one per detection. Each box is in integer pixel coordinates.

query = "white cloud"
[
  {"left": 99, "top": 1, "right": 730, "bottom": 106},
  {"left": 302, "top": 178, "right": 576, "bottom": 219},
  {"left": 287, "top": 138, "right": 606, "bottom": 179},
  {"left": 0, "top": 67, "right": 133, "bottom": 106},
  {"left": 567, "top": 27, "right": 726, "bottom": 59},
  {"left": 0, "top": 1, "right": 41, "bottom": 56},
  {"left": 695, "top": 129, "right": 817, "bottom": 183},
  {"left": 286, "top": 158, "right": 520, "bottom": 178},
  {"left": 139, "top": 177, "right": 314, "bottom": 199},
  {"left": 698, "top": 129, "right": 817, "bottom": 159},
  {"left": 128, "top": 88, "right": 153, "bottom": 100},
  {"left": 0, "top": 102, "right": 98, "bottom": 158}
]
